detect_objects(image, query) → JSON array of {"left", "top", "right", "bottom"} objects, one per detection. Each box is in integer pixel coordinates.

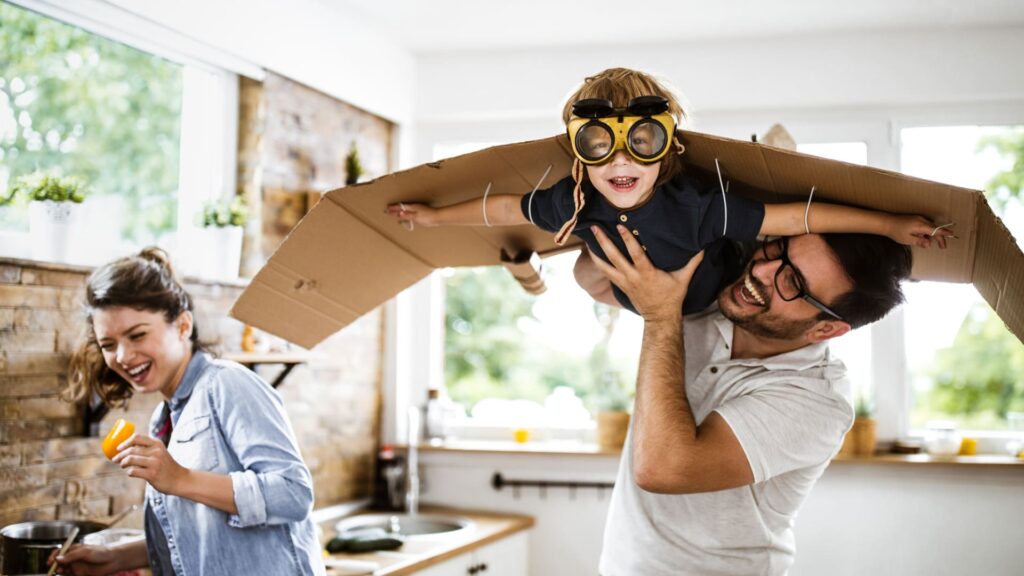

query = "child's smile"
[{"left": 587, "top": 151, "right": 660, "bottom": 209}]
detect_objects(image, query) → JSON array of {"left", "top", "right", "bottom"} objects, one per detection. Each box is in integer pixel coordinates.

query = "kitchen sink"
[{"left": 334, "top": 513, "right": 474, "bottom": 539}]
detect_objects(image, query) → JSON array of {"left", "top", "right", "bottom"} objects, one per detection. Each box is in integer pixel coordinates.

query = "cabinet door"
[
  {"left": 413, "top": 551, "right": 472, "bottom": 576},
  {"left": 472, "top": 531, "right": 529, "bottom": 576}
]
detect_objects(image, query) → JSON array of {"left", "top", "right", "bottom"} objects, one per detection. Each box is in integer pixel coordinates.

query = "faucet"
[{"left": 405, "top": 406, "right": 420, "bottom": 515}]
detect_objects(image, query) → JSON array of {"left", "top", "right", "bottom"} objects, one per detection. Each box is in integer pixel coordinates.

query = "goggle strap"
[
  {"left": 554, "top": 158, "right": 586, "bottom": 245},
  {"left": 526, "top": 164, "right": 553, "bottom": 226},
  {"left": 481, "top": 181, "right": 494, "bottom": 227},
  {"left": 804, "top": 186, "right": 816, "bottom": 234},
  {"left": 714, "top": 158, "right": 729, "bottom": 238}
]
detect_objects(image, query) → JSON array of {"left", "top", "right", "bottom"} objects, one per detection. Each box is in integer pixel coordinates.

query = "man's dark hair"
[{"left": 821, "top": 233, "right": 913, "bottom": 329}]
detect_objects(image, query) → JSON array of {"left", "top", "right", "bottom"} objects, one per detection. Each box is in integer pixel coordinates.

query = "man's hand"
[{"left": 587, "top": 225, "right": 704, "bottom": 322}]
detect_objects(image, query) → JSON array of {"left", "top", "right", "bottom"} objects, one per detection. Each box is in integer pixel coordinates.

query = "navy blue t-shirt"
[{"left": 521, "top": 171, "right": 765, "bottom": 314}]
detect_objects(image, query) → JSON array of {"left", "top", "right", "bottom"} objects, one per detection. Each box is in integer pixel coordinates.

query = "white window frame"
[
  {"left": 388, "top": 101, "right": 1024, "bottom": 447},
  {"left": 4, "top": 0, "right": 258, "bottom": 263}
]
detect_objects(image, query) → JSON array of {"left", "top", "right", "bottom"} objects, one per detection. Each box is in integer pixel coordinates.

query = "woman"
[{"left": 55, "top": 248, "right": 325, "bottom": 576}]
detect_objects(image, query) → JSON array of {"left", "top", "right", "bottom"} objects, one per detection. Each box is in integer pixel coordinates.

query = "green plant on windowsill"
[
  {"left": 2, "top": 171, "right": 88, "bottom": 206},
  {"left": 197, "top": 196, "right": 248, "bottom": 228},
  {"left": 344, "top": 142, "right": 364, "bottom": 186}
]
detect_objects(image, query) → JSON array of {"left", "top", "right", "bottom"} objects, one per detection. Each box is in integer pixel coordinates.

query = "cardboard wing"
[{"left": 231, "top": 130, "right": 1024, "bottom": 349}]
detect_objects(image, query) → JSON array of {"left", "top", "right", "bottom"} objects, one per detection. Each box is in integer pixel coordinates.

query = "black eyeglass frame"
[{"left": 761, "top": 237, "right": 845, "bottom": 322}]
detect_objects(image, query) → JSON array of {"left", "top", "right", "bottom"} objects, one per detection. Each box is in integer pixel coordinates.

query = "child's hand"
[
  {"left": 385, "top": 202, "right": 437, "bottom": 229},
  {"left": 888, "top": 215, "right": 955, "bottom": 249}
]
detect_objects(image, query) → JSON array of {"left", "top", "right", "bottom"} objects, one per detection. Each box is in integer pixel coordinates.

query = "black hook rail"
[{"left": 491, "top": 472, "right": 615, "bottom": 500}]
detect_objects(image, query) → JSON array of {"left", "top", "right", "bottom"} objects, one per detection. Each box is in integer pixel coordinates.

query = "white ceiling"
[{"left": 323, "top": 0, "right": 1024, "bottom": 53}]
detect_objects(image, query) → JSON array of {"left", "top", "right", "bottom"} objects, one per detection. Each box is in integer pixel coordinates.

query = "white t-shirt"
[{"left": 599, "top": 309, "right": 854, "bottom": 576}]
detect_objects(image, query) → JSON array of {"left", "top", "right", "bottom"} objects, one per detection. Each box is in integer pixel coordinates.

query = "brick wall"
[{"left": 0, "top": 259, "right": 382, "bottom": 529}]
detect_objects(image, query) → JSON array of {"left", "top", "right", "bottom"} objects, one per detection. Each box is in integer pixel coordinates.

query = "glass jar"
[{"left": 923, "top": 421, "right": 962, "bottom": 457}]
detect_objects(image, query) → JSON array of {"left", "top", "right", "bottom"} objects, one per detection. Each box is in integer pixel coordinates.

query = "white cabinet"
[{"left": 415, "top": 531, "right": 529, "bottom": 576}]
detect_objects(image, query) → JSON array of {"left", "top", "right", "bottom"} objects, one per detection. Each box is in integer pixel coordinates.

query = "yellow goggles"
[{"left": 566, "top": 96, "right": 676, "bottom": 165}]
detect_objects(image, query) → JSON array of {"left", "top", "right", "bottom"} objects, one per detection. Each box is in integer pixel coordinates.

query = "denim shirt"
[{"left": 144, "top": 352, "right": 325, "bottom": 576}]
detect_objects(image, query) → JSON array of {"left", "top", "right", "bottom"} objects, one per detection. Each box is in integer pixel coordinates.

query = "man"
[{"left": 583, "top": 225, "right": 912, "bottom": 575}]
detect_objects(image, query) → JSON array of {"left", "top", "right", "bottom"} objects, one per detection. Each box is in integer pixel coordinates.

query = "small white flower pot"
[
  {"left": 29, "top": 200, "right": 83, "bottom": 263},
  {"left": 194, "top": 225, "right": 243, "bottom": 280}
]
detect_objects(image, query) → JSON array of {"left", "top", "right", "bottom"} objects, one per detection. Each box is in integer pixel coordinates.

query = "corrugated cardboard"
[{"left": 231, "top": 130, "right": 1024, "bottom": 349}]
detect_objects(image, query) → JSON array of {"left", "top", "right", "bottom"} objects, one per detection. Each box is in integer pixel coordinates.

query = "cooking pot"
[{"left": 0, "top": 520, "right": 106, "bottom": 575}]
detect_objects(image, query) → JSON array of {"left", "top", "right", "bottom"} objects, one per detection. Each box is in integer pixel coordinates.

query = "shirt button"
[
  {"left": 710, "top": 366, "right": 719, "bottom": 374},
  {"left": 632, "top": 229, "right": 639, "bottom": 236},
  {"left": 619, "top": 214, "right": 628, "bottom": 222}
]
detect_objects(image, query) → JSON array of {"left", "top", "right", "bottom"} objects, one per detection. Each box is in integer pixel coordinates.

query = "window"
[
  {"left": 900, "top": 125, "right": 1024, "bottom": 433},
  {"left": 797, "top": 141, "right": 874, "bottom": 412},
  {"left": 0, "top": 2, "right": 238, "bottom": 268}
]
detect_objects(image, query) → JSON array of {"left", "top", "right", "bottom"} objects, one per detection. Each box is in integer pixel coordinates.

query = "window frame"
[
  {"left": 3, "top": 0, "right": 255, "bottom": 264},
  {"left": 389, "top": 104, "right": 1024, "bottom": 447}
]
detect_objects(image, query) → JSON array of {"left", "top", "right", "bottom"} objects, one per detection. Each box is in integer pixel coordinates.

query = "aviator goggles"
[{"left": 566, "top": 95, "right": 676, "bottom": 165}]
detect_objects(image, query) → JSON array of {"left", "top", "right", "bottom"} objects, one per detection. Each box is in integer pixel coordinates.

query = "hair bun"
[{"left": 137, "top": 246, "right": 175, "bottom": 277}]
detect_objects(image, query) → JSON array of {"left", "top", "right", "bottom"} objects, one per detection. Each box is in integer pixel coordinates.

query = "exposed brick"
[
  {"left": 0, "top": 396, "right": 78, "bottom": 420},
  {"left": 0, "top": 481, "right": 63, "bottom": 510},
  {"left": 0, "top": 418, "right": 78, "bottom": 443},
  {"left": 13, "top": 308, "right": 83, "bottom": 332},
  {"left": 0, "top": 505, "right": 57, "bottom": 527},
  {"left": 71, "top": 473, "right": 145, "bottom": 503},
  {"left": 0, "top": 462, "right": 48, "bottom": 488},
  {"left": 20, "top": 267, "right": 86, "bottom": 288},
  {"left": 57, "top": 496, "right": 111, "bottom": 520},
  {"left": 0, "top": 352, "right": 67, "bottom": 375},
  {"left": 21, "top": 437, "right": 97, "bottom": 464},
  {"left": 0, "top": 264, "right": 20, "bottom": 284},
  {"left": 0, "top": 375, "right": 64, "bottom": 398},
  {"left": 0, "top": 443, "right": 20, "bottom": 466},
  {"left": 0, "top": 329, "right": 56, "bottom": 353},
  {"left": 47, "top": 455, "right": 118, "bottom": 480},
  {"left": 0, "top": 308, "right": 12, "bottom": 330},
  {"left": 0, "top": 284, "right": 64, "bottom": 308}
]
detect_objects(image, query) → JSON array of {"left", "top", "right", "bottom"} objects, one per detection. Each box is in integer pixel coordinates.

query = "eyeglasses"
[{"left": 761, "top": 237, "right": 844, "bottom": 322}]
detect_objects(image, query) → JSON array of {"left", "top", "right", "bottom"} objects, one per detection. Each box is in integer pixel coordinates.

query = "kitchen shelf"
[{"left": 222, "top": 351, "right": 314, "bottom": 388}]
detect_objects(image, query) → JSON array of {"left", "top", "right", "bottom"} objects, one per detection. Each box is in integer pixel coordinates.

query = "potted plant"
[
  {"left": 344, "top": 142, "right": 364, "bottom": 186},
  {"left": 840, "top": 392, "right": 877, "bottom": 457},
  {"left": 2, "top": 171, "right": 87, "bottom": 263},
  {"left": 588, "top": 305, "right": 633, "bottom": 451},
  {"left": 592, "top": 372, "right": 632, "bottom": 451},
  {"left": 194, "top": 196, "right": 248, "bottom": 280}
]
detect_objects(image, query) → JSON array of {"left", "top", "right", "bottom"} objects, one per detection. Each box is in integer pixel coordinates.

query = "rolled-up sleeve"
[{"left": 208, "top": 368, "right": 314, "bottom": 528}]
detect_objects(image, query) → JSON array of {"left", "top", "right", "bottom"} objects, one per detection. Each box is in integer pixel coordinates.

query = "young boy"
[{"left": 386, "top": 67, "right": 952, "bottom": 315}]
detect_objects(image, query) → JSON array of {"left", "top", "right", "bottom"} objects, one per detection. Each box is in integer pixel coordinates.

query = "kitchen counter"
[{"left": 320, "top": 505, "right": 534, "bottom": 576}]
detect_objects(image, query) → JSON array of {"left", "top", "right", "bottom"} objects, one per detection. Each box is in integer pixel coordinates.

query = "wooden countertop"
[{"left": 321, "top": 506, "right": 534, "bottom": 576}]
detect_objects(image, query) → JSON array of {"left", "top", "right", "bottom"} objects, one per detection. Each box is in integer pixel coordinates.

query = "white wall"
[
  {"left": 100, "top": 0, "right": 416, "bottom": 128},
  {"left": 412, "top": 25, "right": 1024, "bottom": 163},
  {"left": 420, "top": 452, "right": 1024, "bottom": 576}
]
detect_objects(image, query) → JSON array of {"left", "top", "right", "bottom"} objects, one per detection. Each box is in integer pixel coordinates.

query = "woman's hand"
[
  {"left": 112, "top": 434, "right": 188, "bottom": 495},
  {"left": 385, "top": 202, "right": 438, "bottom": 229},
  {"left": 49, "top": 543, "right": 121, "bottom": 576},
  {"left": 887, "top": 214, "right": 955, "bottom": 249}
]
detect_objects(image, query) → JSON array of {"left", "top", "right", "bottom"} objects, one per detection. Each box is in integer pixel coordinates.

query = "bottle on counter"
[
  {"left": 424, "top": 389, "right": 445, "bottom": 445},
  {"left": 373, "top": 444, "right": 406, "bottom": 511}
]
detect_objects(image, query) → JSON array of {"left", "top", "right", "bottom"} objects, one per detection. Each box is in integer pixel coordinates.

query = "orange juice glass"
[{"left": 102, "top": 418, "right": 135, "bottom": 459}]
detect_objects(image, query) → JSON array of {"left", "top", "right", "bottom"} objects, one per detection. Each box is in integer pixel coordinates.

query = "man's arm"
[{"left": 588, "top": 224, "right": 754, "bottom": 494}]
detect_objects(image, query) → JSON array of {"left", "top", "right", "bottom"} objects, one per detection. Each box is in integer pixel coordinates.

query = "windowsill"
[
  {"left": 405, "top": 440, "right": 623, "bottom": 457},
  {"left": 832, "top": 453, "right": 1024, "bottom": 467},
  {"left": 406, "top": 440, "right": 1024, "bottom": 467}
]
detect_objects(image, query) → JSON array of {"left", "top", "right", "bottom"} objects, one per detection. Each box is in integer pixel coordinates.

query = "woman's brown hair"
[
  {"left": 65, "top": 247, "right": 202, "bottom": 407},
  {"left": 561, "top": 67, "right": 689, "bottom": 188}
]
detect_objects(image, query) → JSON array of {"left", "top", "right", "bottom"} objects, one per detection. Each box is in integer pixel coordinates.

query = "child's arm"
[
  {"left": 385, "top": 195, "right": 529, "bottom": 228},
  {"left": 761, "top": 203, "right": 954, "bottom": 249}
]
